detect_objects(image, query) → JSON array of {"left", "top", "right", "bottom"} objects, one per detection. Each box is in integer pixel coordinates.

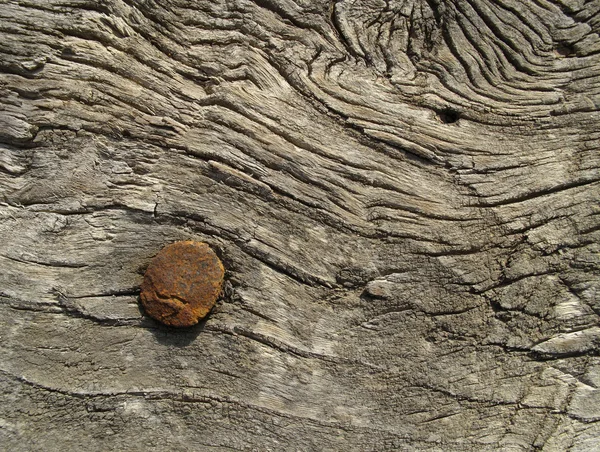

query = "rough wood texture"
[{"left": 1, "top": 0, "right": 599, "bottom": 450}]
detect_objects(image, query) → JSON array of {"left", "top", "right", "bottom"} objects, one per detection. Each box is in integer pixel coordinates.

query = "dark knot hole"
[{"left": 437, "top": 108, "right": 461, "bottom": 124}]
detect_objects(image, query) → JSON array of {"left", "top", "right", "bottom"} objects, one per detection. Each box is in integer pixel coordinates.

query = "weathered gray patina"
[{"left": 1, "top": 1, "right": 599, "bottom": 450}]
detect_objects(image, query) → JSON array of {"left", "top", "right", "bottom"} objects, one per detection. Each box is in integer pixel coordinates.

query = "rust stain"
[{"left": 140, "top": 241, "right": 224, "bottom": 327}]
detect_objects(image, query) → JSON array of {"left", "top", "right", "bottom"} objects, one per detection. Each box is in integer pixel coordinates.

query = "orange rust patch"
[{"left": 140, "top": 241, "right": 224, "bottom": 327}]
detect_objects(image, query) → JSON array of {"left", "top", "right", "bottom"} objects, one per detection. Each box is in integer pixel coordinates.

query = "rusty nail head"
[{"left": 140, "top": 241, "right": 224, "bottom": 327}]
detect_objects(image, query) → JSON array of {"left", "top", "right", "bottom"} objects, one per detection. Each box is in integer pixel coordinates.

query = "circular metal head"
[{"left": 140, "top": 241, "right": 224, "bottom": 327}]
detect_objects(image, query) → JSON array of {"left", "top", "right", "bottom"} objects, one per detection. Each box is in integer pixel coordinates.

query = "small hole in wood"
[
  {"left": 438, "top": 108, "right": 460, "bottom": 124},
  {"left": 555, "top": 44, "right": 575, "bottom": 57}
]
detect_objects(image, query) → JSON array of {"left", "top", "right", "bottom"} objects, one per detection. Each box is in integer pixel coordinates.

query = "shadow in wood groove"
[{"left": 146, "top": 314, "right": 209, "bottom": 347}]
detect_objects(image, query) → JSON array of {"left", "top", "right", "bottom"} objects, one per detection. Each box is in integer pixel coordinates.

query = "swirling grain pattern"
[{"left": 0, "top": 0, "right": 599, "bottom": 450}]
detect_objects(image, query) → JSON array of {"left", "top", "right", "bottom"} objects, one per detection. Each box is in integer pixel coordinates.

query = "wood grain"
[{"left": 1, "top": 0, "right": 599, "bottom": 450}]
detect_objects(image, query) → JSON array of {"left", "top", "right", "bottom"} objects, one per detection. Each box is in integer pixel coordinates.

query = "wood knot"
[{"left": 140, "top": 241, "right": 224, "bottom": 327}]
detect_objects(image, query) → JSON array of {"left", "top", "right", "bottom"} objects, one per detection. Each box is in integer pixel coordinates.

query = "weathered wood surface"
[{"left": 1, "top": 0, "right": 599, "bottom": 450}]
